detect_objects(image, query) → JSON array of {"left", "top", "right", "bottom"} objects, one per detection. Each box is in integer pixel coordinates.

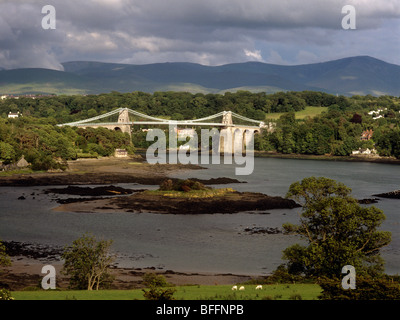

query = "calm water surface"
[{"left": 0, "top": 157, "right": 399, "bottom": 275}]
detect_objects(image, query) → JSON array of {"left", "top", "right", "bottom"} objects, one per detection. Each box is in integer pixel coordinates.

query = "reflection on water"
[{"left": 0, "top": 157, "right": 399, "bottom": 275}]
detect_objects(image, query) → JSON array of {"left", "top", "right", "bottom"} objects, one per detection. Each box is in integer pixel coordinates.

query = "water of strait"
[{"left": 0, "top": 157, "right": 399, "bottom": 275}]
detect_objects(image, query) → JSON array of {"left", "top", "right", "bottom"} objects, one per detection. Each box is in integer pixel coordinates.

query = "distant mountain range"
[{"left": 0, "top": 56, "right": 399, "bottom": 96}]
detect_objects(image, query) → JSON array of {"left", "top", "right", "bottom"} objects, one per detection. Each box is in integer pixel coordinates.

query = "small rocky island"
[{"left": 53, "top": 179, "right": 300, "bottom": 214}]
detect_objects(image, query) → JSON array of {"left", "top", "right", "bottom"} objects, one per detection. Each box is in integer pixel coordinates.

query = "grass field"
[
  {"left": 11, "top": 284, "right": 321, "bottom": 300},
  {"left": 265, "top": 106, "right": 328, "bottom": 121},
  {"left": 0, "top": 83, "right": 87, "bottom": 95},
  {"left": 145, "top": 188, "right": 236, "bottom": 199}
]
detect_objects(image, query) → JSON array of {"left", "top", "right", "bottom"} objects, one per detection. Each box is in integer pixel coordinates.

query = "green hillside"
[
  {"left": 1, "top": 56, "right": 399, "bottom": 96},
  {"left": 0, "top": 68, "right": 90, "bottom": 95}
]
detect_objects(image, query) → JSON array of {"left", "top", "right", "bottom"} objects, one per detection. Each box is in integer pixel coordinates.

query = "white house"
[
  {"left": 8, "top": 111, "right": 20, "bottom": 118},
  {"left": 114, "top": 149, "right": 128, "bottom": 158},
  {"left": 351, "top": 148, "right": 377, "bottom": 156}
]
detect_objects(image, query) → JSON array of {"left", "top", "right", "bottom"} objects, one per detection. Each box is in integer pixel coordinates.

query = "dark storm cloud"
[{"left": 0, "top": 0, "right": 399, "bottom": 69}]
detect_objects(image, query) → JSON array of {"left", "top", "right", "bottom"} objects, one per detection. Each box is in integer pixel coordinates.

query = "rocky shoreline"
[
  {"left": 0, "top": 172, "right": 244, "bottom": 188},
  {"left": 52, "top": 189, "right": 300, "bottom": 214},
  {"left": 373, "top": 190, "right": 400, "bottom": 199},
  {"left": 2, "top": 241, "right": 64, "bottom": 262}
]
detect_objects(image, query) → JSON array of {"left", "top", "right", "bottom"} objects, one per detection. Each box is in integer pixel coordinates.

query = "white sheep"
[
  {"left": 232, "top": 285, "right": 237, "bottom": 291},
  {"left": 255, "top": 285, "right": 263, "bottom": 290},
  {"left": 239, "top": 286, "right": 245, "bottom": 291}
]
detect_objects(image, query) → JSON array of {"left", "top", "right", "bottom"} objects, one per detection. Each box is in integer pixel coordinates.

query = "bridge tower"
[
  {"left": 222, "top": 111, "right": 233, "bottom": 126},
  {"left": 219, "top": 111, "right": 237, "bottom": 154},
  {"left": 115, "top": 108, "right": 132, "bottom": 136},
  {"left": 219, "top": 111, "right": 256, "bottom": 155},
  {"left": 118, "top": 108, "right": 130, "bottom": 124}
]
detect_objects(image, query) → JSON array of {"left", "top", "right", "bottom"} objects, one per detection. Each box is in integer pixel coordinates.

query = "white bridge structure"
[{"left": 57, "top": 108, "right": 274, "bottom": 154}]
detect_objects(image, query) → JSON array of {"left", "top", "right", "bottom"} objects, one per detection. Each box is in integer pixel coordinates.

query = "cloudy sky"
[{"left": 0, "top": 0, "right": 399, "bottom": 70}]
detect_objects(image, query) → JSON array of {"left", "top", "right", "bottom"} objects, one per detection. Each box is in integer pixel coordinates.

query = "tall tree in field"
[
  {"left": 62, "top": 234, "right": 115, "bottom": 290},
  {"left": 282, "top": 177, "right": 391, "bottom": 278}
]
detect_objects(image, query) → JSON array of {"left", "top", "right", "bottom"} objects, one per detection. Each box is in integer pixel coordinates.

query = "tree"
[
  {"left": 0, "top": 142, "right": 16, "bottom": 164},
  {"left": 281, "top": 177, "right": 391, "bottom": 278},
  {"left": 62, "top": 234, "right": 115, "bottom": 290},
  {"left": 0, "top": 239, "right": 13, "bottom": 300},
  {"left": 318, "top": 275, "right": 400, "bottom": 300},
  {"left": 142, "top": 273, "right": 176, "bottom": 300},
  {"left": 0, "top": 239, "right": 11, "bottom": 269}
]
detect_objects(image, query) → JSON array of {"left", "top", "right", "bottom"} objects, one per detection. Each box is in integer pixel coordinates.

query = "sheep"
[
  {"left": 255, "top": 285, "right": 263, "bottom": 290},
  {"left": 239, "top": 286, "right": 245, "bottom": 291},
  {"left": 232, "top": 285, "right": 237, "bottom": 291}
]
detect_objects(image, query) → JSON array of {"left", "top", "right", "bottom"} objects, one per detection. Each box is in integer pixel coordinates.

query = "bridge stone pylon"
[
  {"left": 118, "top": 108, "right": 130, "bottom": 124},
  {"left": 219, "top": 111, "right": 257, "bottom": 155},
  {"left": 114, "top": 108, "right": 132, "bottom": 135},
  {"left": 222, "top": 111, "right": 233, "bottom": 126}
]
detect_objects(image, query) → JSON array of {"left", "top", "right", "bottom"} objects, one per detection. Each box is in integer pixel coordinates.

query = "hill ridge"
[{"left": 0, "top": 56, "right": 399, "bottom": 96}]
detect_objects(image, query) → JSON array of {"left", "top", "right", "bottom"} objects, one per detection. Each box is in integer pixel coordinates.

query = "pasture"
[{"left": 11, "top": 283, "right": 321, "bottom": 300}]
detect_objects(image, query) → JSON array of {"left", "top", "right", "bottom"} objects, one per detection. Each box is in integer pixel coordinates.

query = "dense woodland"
[{"left": 0, "top": 90, "right": 399, "bottom": 170}]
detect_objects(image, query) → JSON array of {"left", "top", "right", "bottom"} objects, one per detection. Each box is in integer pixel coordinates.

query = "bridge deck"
[{"left": 63, "top": 122, "right": 261, "bottom": 129}]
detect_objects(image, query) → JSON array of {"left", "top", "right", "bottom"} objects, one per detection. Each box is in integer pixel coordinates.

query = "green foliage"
[
  {"left": 142, "top": 273, "right": 176, "bottom": 300},
  {"left": 0, "top": 117, "right": 132, "bottom": 171},
  {"left": 0, "top": 288, "right": 14, "bottom": 300},
  {"left": 318, "top": 275, "right": 400, "bottom": 300},
  {"left": 375, "top": 129, "right": 400, "bottom": 159},
  {"left": 289, "top": 293, "right": 302, "bottom": 300},
  {"left": 142, "top": 273, "right": 172, "bottom": 288},
  {"left": 0, "top": 90, "right": 365, "bottom": 126},
  {"left": 142, "top": 286, "right": 177, "bottom": 300},
  {"left": 61, "top": 234, "right": 115, "bottom": 290},
  {"left": 159, "top": 179, "right": 208, "bottom": 192},
  {"left": 267, "top": 265, "right": 306, "bottom": 284},
  {"left": 282, "top": 177, "right": 391, "bottom": 278},
  {"left": 0, "top": 141, "right": 16, "bottom": 164},
  {"left": 0, "top": 240, "right": 12, "bottom": 300},
  {"left": 0, "top": 240, "right": 11, "bottom": 269},
  {"left": 1, "top": 91, "right": 399, "bottom": 161}
]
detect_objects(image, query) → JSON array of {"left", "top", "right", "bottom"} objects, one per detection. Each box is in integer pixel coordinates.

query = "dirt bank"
[{"left": 0, "top": 158, "right": 245, "bottom": 187}]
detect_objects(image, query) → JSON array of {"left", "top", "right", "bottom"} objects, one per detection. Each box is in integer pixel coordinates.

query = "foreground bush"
[
  {"left": 142, "top": 273, "right": 176, "bottom": 300},
  {"left": 318, "top": 275, "right": 400, "bottom": 300},
  {"left": 159, "top": 179, "right": 207, "bottom": 192},
  {"left": 0, "top": 289, "right": 14, "bottom": 300}
]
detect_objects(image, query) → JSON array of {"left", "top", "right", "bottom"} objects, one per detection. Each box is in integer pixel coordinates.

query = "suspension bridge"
[{"left": 57, "top": 108, "right": 274, "bottom": 153}]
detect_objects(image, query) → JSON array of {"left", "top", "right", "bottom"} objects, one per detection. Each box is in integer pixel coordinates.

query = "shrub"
[
  {"left": 289, "top": 293, "right": 302, "bottom": 300},
  {"left": 268, "top": 265, "right": 305, "bottom": 284},
  {"left": 142, "top": 287, "right": 176, "bottom": 300},
  {"left": 0, "top": 289, "right": 14, "bottom": 300},
  {"left": 159, "top": 179, "right": 208, "bottom": 192},
  {"left": 318, "top": 275, "right": 400, "bottom": 300},
  {"left": 142, "top": 273, "right": 176, "bottom": 300},
  {"left": 142, "top": 273, "right": 171, "bottom": 288}
]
